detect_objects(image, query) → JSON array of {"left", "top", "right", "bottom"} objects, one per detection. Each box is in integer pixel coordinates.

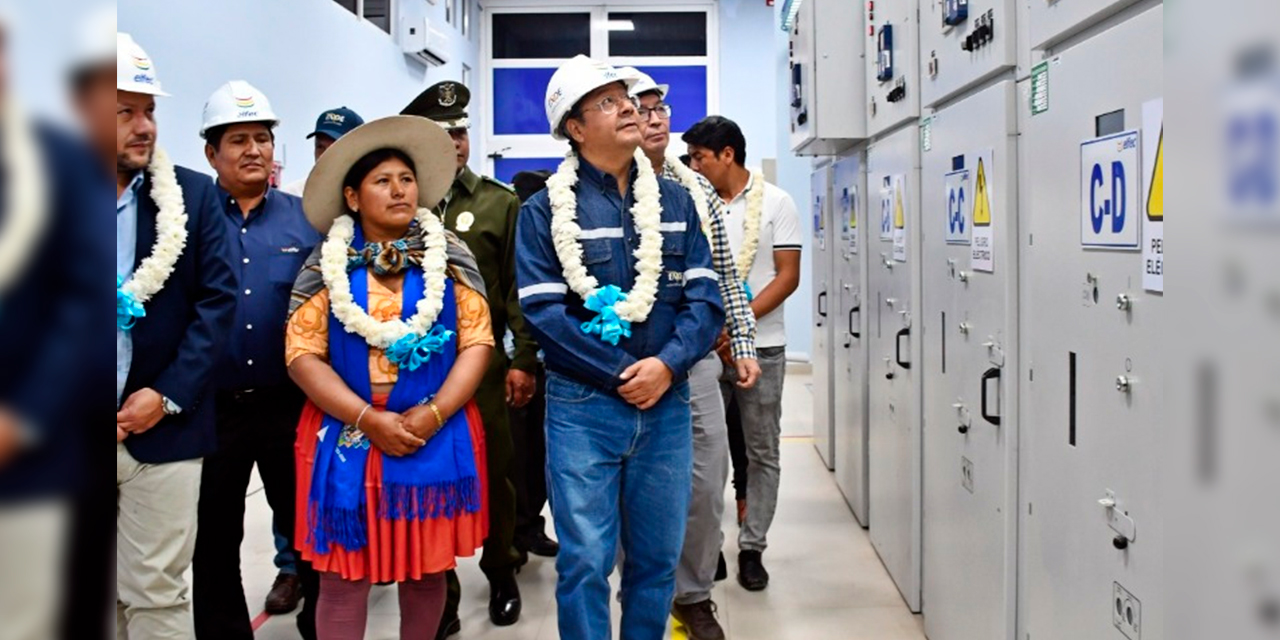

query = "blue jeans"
[
  {"left": 546, "top": 371, "right": 693, "bottom": 640},
  {"left": 272, "top": 528, "right": 297, "bottom": 575}
]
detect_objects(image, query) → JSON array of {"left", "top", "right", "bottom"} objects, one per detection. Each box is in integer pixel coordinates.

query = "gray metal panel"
[
  {"left": 790, "top": 0, "right": 867, "bottom": 155},
  {"left": 832, "top": 150, "right": 870, "bottom": 526},
  {"left": 919, "top": 0, "right": 1018, "bottom": 107},
  {"left": 866, "top": 124, "right": 923, "bottom": 612},
  {"left": 921, "top": 80, "right": 1020, "bottom": 640},
  {"left": 865, "top": 0, "right": 922, "bottom": 139},
  {"left": 1018, "top": 7, "right": 1163, "bottom": 640},
  {"left": 811, "top": 164, "right": 837, "bottom": 470},
  {"left": 1027, "top": 0, "right": 1146, "bottom": 51}
]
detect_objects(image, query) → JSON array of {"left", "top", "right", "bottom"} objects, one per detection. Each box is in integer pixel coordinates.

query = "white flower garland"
[
  {"left": 320, "top": 207, "right": 449, "bottom": 348},
  {"left": 546, "top": 148, "right": 663, "bottom": 323},
  {"left": 0, "top": 101, "right": 47, "bottom": 297},
  {"left": 120, "top": 147, "right": 188, "bottom": 306},
  {"left": 662, "top": 154, "right": 711, "bottom": 236},
  {"left": 734, "top": 172, "right": 767, "bottom": 278}
]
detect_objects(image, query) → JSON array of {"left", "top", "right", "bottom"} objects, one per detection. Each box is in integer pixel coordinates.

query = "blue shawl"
[{"left": 307, "top": 239, "right": 482, "bottom": 554}]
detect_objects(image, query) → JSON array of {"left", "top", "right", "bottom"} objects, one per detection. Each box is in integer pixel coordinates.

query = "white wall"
[
  {"left": 716, "top": 0, "right": 812, "bottom": 359},
  {"left": 118, "top": 0, "right": 482, "bottom": 183}
]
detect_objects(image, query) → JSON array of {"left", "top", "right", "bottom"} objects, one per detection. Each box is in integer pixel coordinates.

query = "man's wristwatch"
[{"left": 161, "top": 396, "right": 183, "bottom": 416}]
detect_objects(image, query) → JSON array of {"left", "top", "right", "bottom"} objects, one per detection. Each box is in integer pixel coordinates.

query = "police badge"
[{"left": 438, "top": 83, "right": 458, "bottom": 108}]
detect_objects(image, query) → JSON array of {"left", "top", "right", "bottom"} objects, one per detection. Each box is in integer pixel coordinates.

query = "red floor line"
[{"left": 251, "top": 610, "right": 271, "bottom": 631}]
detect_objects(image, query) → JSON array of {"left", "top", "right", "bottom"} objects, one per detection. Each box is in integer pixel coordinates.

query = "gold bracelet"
[
  {"left": 354, "top": 403, "right": 373, "bottom": 430},
  {"left": 427, "top": 402, "right": 445, "bottom": 434}
]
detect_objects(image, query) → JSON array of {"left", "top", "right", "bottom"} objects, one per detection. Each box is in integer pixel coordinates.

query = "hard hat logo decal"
[
  {"left": 234, "top": 95, "right": 256, "bottom": 109},
  {"left": 132, "top": 55, "right": 152, "bottom": 71}
]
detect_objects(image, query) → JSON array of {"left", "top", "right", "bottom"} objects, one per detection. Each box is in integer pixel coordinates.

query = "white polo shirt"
[{"left": 721, "top": 173, "right": 802, "bottom": 349}]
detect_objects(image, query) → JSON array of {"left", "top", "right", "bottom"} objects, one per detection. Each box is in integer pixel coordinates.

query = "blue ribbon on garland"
[
  {"left": 385, "top": 324, "right": 456, "bottom": 371},
  {"left": 116, "top": 275, "right": 146, "bottom": 331},
  {"left": 743, "top": 280, "right": 754, "bottom": 302},
  {"left": 580, "top": 285, "right": 632, "bottom": 346}
]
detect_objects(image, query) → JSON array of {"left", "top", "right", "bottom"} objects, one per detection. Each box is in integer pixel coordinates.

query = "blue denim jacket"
[{"left": 516, "top": 157, "right": 725, "bottom": 392}]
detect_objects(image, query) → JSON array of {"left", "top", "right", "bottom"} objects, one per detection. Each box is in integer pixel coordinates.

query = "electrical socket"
[{"left": 1113, "top": 582, "right": 1142, "bottom": 639}]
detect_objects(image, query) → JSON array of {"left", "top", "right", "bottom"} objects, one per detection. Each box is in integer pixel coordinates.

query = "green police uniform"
[{"left": 404, "top": 81, "right": 537, "bottom": 631}]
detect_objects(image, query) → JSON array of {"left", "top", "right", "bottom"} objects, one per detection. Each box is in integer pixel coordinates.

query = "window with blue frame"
[{"left": 486, "top": 8, "right": 712, "bottom": 177}]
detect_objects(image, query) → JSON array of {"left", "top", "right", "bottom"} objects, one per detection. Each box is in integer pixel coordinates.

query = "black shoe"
[
  {"left": 671, "top": 599, "right": 726, "bottom": 640},
  {"left": 737, "top": 550, "right": 769, "bottom": 591},
  {"left": 488, "top": 571, "right": 522, "bottom": 626},
  {"left": 526, "top": 531, "right": 560, "bottom": 557},
  {"left": 434, "top": 614, "right": 460, "bottom": 639},
  {"left": 715, "top": 551, "right": 727, "bottom": 582},
  {"left": 264, "top": 572, "right": 303, "bottom": 614}
]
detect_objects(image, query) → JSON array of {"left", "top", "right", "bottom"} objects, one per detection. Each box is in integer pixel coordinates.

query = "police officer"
[{"left": 402, "top": 81, "right": 536, "bottom": 636}]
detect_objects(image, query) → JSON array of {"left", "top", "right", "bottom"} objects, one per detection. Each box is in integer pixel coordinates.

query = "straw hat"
[{"left": 302, "top": 115, "right": 455, "bottom": 234}]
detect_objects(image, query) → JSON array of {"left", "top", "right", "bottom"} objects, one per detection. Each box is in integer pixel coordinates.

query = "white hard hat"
[
  {"left": 544, "top": 55, "right": 640, "bottom": 140},
  {"left": 70, "top": 6, "right": 116, "bottom": 74},
  {"left": 201, "top": 80, "right": 279, "bottom": 137},
  {"left": 117, "top": 32, "right": 169, "bottom": 97},
  {"left": 622, "top": 68, "right": 668, "bottom": 100}
]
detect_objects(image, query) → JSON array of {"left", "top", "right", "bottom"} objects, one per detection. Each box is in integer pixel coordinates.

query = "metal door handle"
[
  {"left": 844, "top": 305, "right": 862, "bottom": 347},
  {"left": 817, "top": 291, "right": 828, "bottom": 321},
  {"left": 981, "top": 367, "right": 1002, "bottom": 426},
  {"left": 895, "top": 328, "right": 911, "bottom": 370}
]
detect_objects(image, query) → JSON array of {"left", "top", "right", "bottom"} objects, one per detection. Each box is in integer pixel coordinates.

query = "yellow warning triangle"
[
  {"left": 972, "top": 157, "right": 992, "bottom": 226},
  {"left": 1147, "top": 128, "right": 1163, "bottom": 220},
  {"left": 893, "top": 183, "right": 905, "bottom": 229}
]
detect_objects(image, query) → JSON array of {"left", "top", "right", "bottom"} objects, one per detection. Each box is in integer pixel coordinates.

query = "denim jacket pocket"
[{"left": 582, "top": 239, "right": 615, "bottom": 284}]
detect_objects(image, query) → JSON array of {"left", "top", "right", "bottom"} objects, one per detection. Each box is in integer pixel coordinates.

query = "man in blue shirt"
[
  {"left": 516, "top": 55, "right": 724, "bottom": 640},
  {"left": 191, "top": 80, "right": 319, "bottom": 640}
]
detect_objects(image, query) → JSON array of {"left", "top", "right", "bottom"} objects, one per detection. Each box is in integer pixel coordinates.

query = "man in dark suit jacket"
[
  {"left": 112, "top": 33, "right": 237, "bottom": 640},
  {"left": 0, "top": 29, "right": 113, "bottom": 638}
]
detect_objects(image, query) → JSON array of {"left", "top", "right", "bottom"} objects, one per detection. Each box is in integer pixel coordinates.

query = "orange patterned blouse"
[{"left": 285, "top": 277, "right": 494, "bottom": 385}]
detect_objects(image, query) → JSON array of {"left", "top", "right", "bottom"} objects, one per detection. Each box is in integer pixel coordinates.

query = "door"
[
  {"left": 832, "top": 152, "right": 870, "bottom": 526},
  {"left": 866, "top": 124, "right": 922, "bottom": 612},
  {"left": 921, "top": 80, "right": 1019, "bottom": 640},
  {"left": 1018, "top": 7, "right": 1164, "bottom": 640},
  {"left": 810, "top": 164, "right": 836, "bottom": 470}
]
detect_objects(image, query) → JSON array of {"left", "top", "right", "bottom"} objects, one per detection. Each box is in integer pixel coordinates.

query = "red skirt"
[{"left": 294, "top": 395, "right": 489, "bottom": 582}]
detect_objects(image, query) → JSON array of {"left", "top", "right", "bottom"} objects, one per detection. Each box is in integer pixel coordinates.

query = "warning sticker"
[
  {"left": 892, "top": 175, "right": 908, "bottom": 262},
  {"left": 880, "top": 179, "right": 894, "bottom": 241},
  {"left": 841, "top": 186, "right": 860, "bottom": 254},
  {"left": 1142, "top": 99, "right": 1163, "bottom": 292},
  {"left": 970, "top": 150, "right": 995, "bottom": 273}
]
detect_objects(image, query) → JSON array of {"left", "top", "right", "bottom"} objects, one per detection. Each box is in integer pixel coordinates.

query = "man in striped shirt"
[{"left": 627, "top": 69, "right": 760, "bottom": 640}]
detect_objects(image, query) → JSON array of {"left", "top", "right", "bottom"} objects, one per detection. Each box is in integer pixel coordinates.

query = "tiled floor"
[{"left": 249, "top": 367, "right": 925, "bottom": 639}]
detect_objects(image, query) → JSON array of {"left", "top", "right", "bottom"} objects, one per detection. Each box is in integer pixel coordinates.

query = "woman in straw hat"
[{"left": 284, "top": 116, "right": 492, "bottom": 639}]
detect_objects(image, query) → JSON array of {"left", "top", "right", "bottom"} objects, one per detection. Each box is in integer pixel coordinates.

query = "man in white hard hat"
[
  {"left": 192, "top": 80, "right": 319, "bottom": 640},
  {"left": 0, "top": 12, "right": 111, "bottom": 640},
  {"left": 110, "top": 33, "right": 239, "bottom": 640},
  {"left": 515, "top": 55, "right": 724, "bottom": 640},
  {"left": 624, "top": 68, "right": 760, "bottom": 640}
]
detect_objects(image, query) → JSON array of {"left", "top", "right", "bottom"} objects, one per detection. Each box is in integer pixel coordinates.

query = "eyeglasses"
[
  {"left": 637, "top": 103, "right": 673, "bottom": 120},
  {"left": 579, "top": 94, "right": 640, "bottom": 117}
]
